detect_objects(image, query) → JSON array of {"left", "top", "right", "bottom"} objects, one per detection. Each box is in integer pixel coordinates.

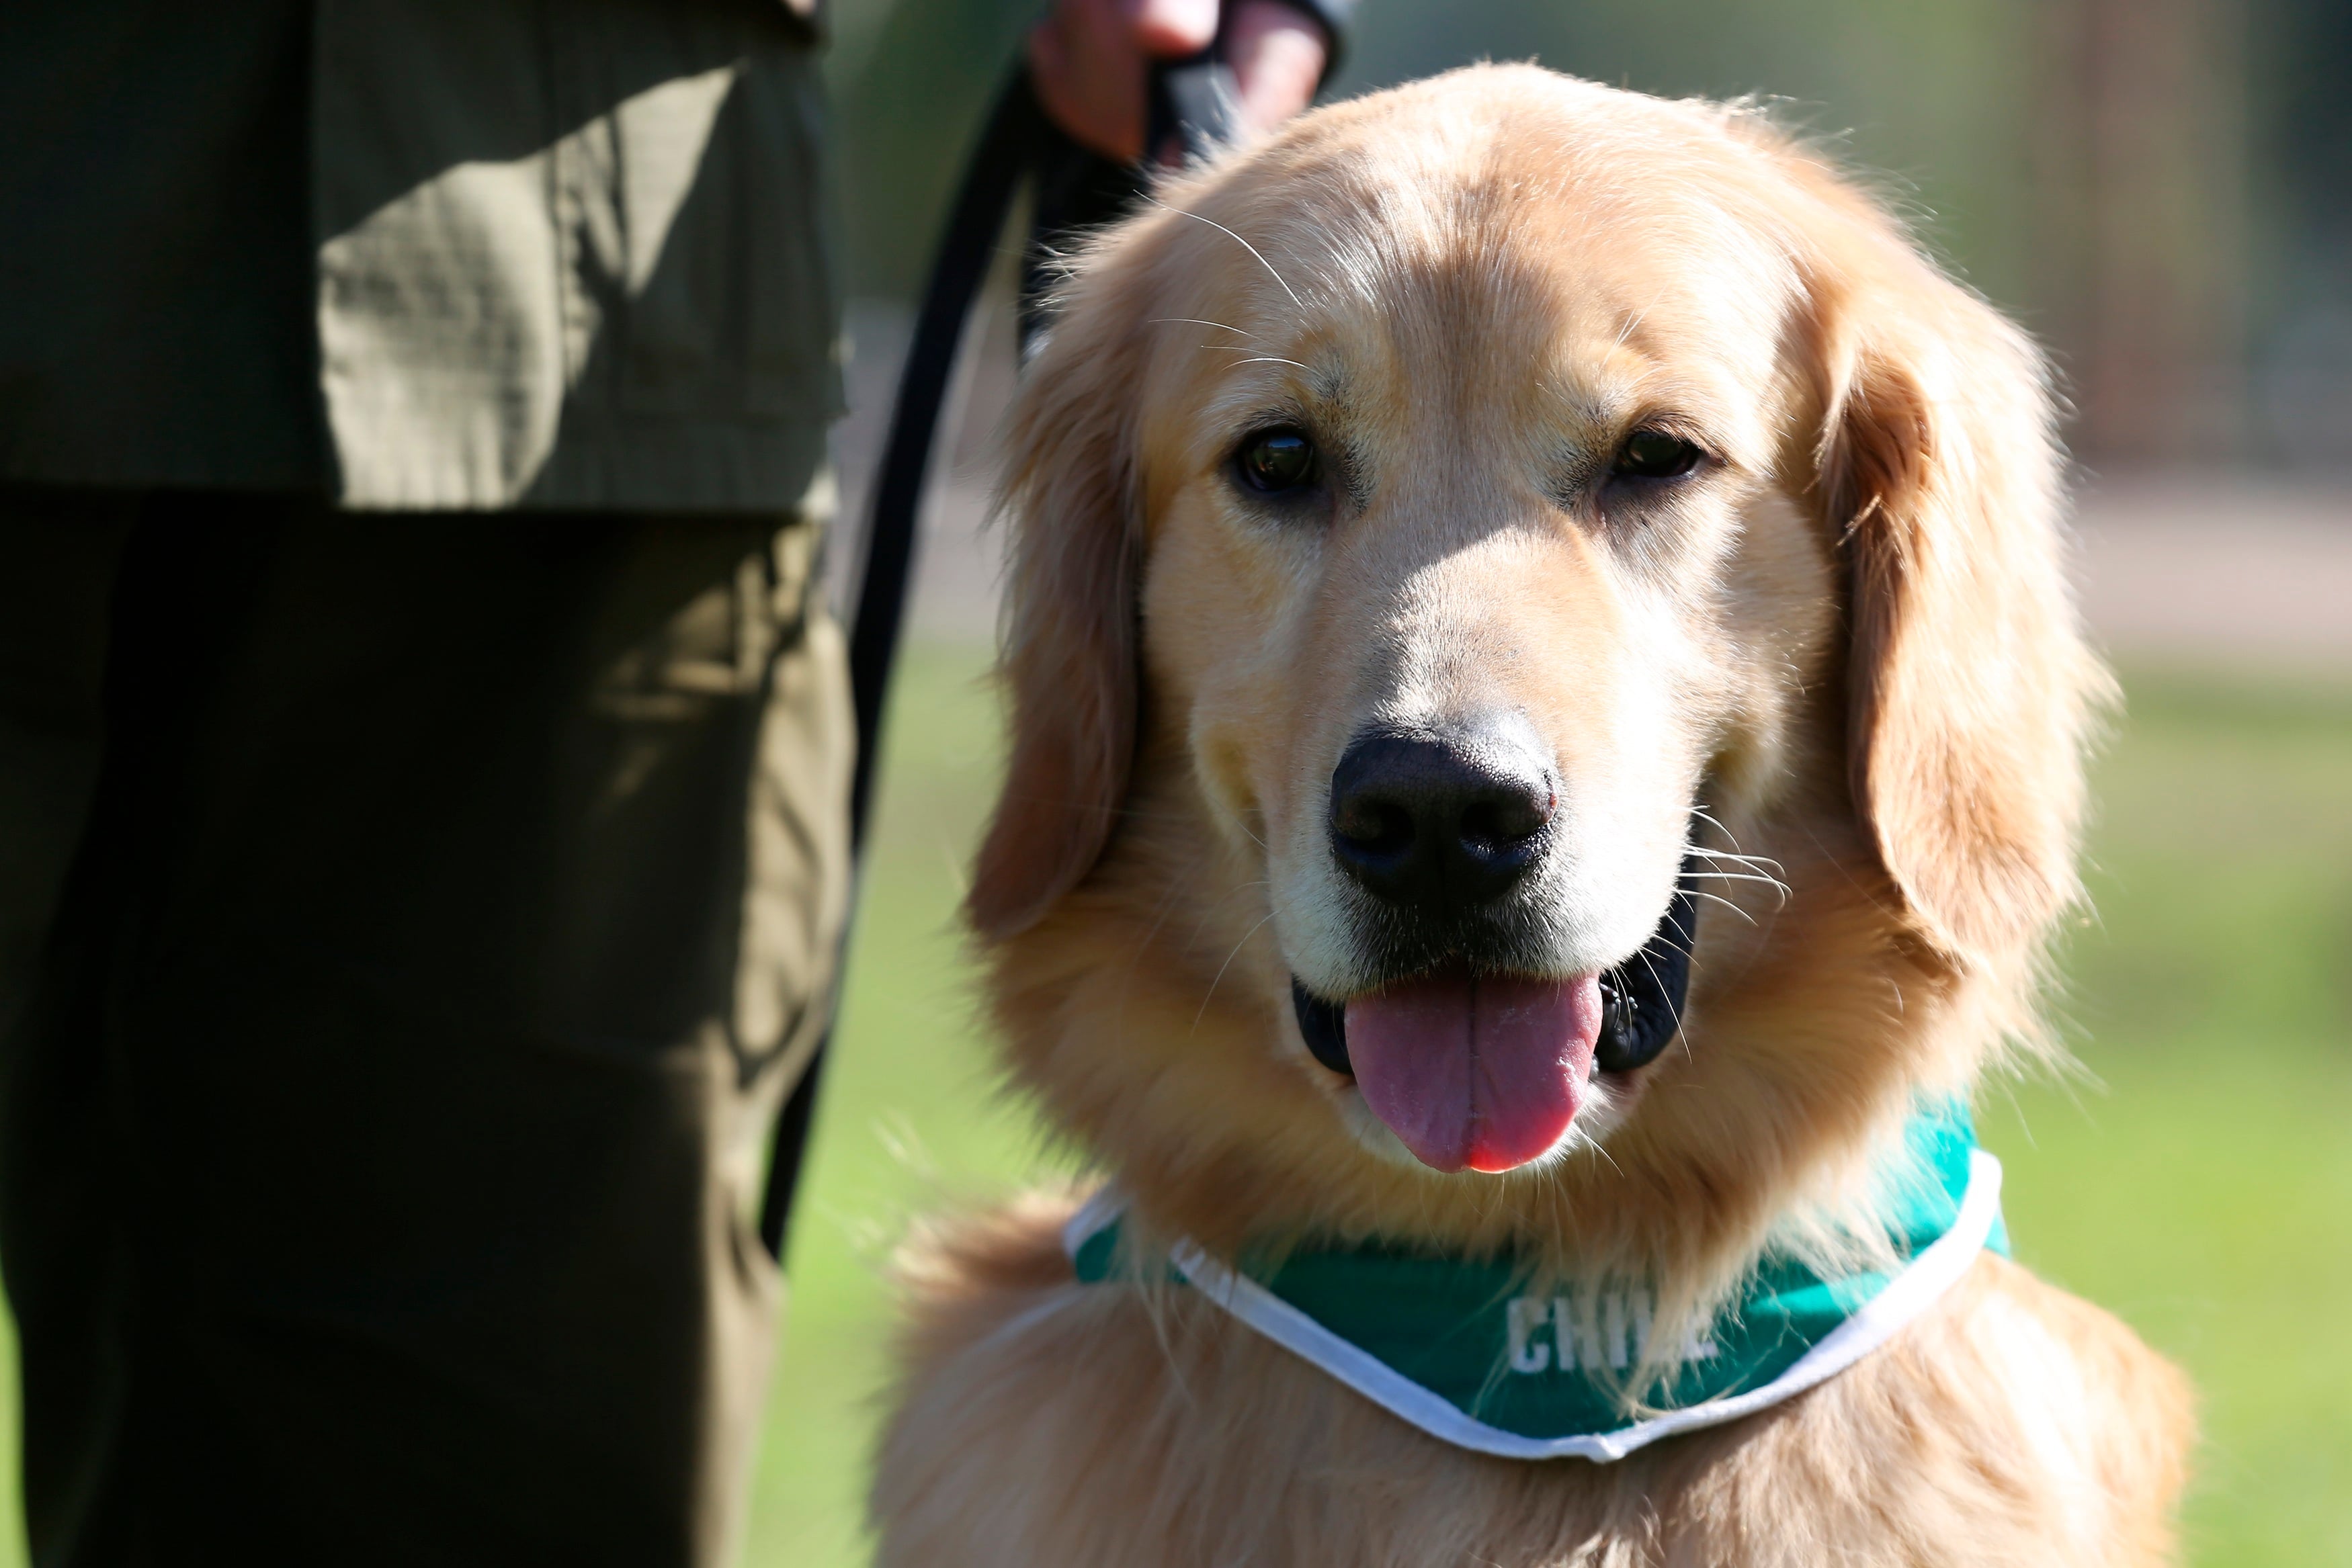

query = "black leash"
[
  {"left": 757, "top": 71, "right": 1045, "bottom": 1261},
  {"left": 757, "top": 57, "right": 1244, "bottom": 1262}
]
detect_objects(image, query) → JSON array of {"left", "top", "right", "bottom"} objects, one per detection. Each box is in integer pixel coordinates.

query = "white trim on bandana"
[{"left": 1062, "top": 1150, "right": 2004, "bottom": 1463}]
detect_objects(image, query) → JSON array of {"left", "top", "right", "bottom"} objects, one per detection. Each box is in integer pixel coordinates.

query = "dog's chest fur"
[{"left": 871, "top": 1196, "right": 2188, "bottom": 1568}]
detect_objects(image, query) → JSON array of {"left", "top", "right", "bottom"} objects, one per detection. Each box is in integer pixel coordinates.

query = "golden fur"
[{"left": 872, "top": 65, "right": 2193, "bottom": 1565}]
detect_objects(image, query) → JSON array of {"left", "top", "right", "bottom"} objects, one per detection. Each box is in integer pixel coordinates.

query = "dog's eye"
[
  {"left": 1611, "top": 429, "right": 1702, "bottom": 480},
  {"left": 1236, "top": 427, "right": 1319, "bottom": 493}
]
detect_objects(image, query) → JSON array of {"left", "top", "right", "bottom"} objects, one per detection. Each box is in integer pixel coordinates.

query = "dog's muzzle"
[{"left": 1299, "top": 714, "right": 1700, "bottom": 1080}]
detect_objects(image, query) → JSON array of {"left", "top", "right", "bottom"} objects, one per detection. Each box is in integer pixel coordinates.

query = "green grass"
[
  {"left": 746, "top": 650, "right": 2352, "bottom": 1566},
  {"left": 740, "top": 642, "right": 1059, "bottom": 1567},
  {"left": 1984, "top": 675, "right": 2352, "bottom": 1567}
]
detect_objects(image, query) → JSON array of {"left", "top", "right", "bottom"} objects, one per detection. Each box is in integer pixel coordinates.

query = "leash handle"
[
  {"left": 1020, "top": 36, "right": 1242, "bottom": 351},
  {"left": 1148, "top": 48, "right": 1244, "bottom": 165}
]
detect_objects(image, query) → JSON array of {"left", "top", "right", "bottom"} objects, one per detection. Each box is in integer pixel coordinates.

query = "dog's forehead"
[{"left": 1156, "top": 102, "right": 1806, "bottom": 443}]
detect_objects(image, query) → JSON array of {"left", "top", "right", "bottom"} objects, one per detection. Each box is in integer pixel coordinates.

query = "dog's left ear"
[
  {"left": 1813, "top": 254, "right": 2108, "bottom": 967},
  {"left": 964, "top": 234, "right": 1157, "bottom": 943}
]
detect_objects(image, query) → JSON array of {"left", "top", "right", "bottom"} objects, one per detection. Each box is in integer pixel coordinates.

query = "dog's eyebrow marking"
[{"left": 1150, "top": 200, "right": 1306, "bottom": 311}]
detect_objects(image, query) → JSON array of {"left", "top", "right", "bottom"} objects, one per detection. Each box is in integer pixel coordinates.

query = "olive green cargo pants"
[{"left": 0, "top": 488, "right": 851, "bottom": 1565}]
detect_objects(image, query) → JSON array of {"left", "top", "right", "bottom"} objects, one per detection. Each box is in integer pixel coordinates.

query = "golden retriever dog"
[{"left": 872, "top": 64, "right": 2193, "bottom": 1566}]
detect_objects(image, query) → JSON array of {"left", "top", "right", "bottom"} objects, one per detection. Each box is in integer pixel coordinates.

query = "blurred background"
[
  {"left": 833, "top": 0, "right": 2352, "bottom": 468},
  {"left": 0, "top": 5, "right": 2334, "bottom": 1565},
  {"left": 14, "top": 1, "right": 2326, "bottom": 1563},
  {"left": 743, "top": 2, "right": 2352, "bottom": 1566}
]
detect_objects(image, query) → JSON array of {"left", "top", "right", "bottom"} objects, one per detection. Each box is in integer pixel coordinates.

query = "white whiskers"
[
  {"left": 1148, "top": 201, "right": 1306, "bottom": 310},
  {"left": 1148, "top": 317, "right": 1255, "bottom": 338},
  {"left": 1193, "top": 912, "right": 1278, "bottom": 1031}
]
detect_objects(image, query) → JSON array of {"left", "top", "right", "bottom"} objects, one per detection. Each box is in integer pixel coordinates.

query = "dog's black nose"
[{"left": 1327, "top": 720, "right": 1556, "bottom": 910}]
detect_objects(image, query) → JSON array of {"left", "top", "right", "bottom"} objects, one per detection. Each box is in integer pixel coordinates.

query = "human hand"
[{"left": 1027, "top": 0, "right": 1330, "bottom": 165}]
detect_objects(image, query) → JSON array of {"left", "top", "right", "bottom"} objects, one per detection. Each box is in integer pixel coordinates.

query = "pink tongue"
[{"left": 1345, "top": 973, "right": 1601, "bottom": 1174}]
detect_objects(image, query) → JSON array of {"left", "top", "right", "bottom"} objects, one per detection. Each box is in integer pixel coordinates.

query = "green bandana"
[{"left": 1066, "top": 1104, "right": 2007, "bottom": 1462}]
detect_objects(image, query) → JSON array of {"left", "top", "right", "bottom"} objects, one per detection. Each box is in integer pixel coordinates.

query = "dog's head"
[{"left": 970, "top": 67, "right": 2102, "bottom": 1267}]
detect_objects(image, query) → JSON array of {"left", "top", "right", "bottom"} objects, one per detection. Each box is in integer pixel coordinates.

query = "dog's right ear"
[
  {"left": 964, "top": 249, "right": 1152, "bottom": 942},
  {"left": 1806, "top": 236, "right": 2105, "bottom": 971}
]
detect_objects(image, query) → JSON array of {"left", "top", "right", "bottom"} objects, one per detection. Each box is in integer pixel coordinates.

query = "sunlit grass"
[
  {"left": 1990, "top": 675, "right": 2352, "bottom": 1567},
  {"left": 741, "top": 642, "right": 1052, "bottom": 1568}
]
